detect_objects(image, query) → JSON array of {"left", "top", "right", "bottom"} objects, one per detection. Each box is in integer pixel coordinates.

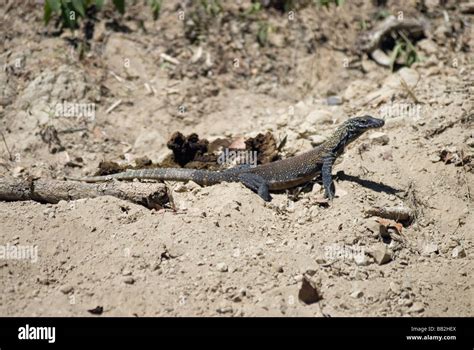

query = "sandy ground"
[{"left": 0, "top": 0, "right": 472, "bottom": 316}]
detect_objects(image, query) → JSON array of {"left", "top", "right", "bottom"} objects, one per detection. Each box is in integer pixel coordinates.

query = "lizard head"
[
  {"left": 331, "top": 115, "right": 385, "bottom": 154},
  {"left": 344, "top": 115, "right": 385, "bottom": 135}
]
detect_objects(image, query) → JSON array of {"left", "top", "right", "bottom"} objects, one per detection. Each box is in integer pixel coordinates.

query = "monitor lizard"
[{"left": 69, "top": 115, "right": 385, "bottom": 201}]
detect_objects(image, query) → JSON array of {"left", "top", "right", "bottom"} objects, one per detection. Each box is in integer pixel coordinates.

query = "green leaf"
[
  {"left": 61, "top": 1, "right": 78, "bottom": 30},
  {"left": 150, "top": 0, "right": 162, "bottom": 20},
  {"left": 112, "top": 0, "right": 125, "bottom": 14},
  {"left": 95, "top": 0, "right": 105, "bottom": 9},
  {"left": 72, "top": 0, "right": 85, "bottom": 17},
  {"left": 44, "top": 0, "right": 61, "bottom": 24},
  {"left": 49, "top": 0, "right": 61, "bottom": 11},
  {"left": 390, "top": 42, "right": 403, "bottom": 71}
]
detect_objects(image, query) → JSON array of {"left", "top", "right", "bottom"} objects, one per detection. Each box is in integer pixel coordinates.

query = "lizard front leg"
[
  {"left": 322, "top": 155, "right": 336, "bottom": 200},
  {"left": 238, "top": 173, "right": 272, "bottom": 202}
]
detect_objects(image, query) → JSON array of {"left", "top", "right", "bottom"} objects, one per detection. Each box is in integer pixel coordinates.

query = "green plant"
[
  {"left": 246, "top": 1, "right": 262, "bottom": 15},
  {"left": 44, "top": 0, "right": 111, "bottom": 29},
  {"left": 149, "top": 0, "right": 162, "bottom": 20},
  {"left": 389, "top": 32, "right": 420, "bottom": 71},
  {"left": 200, "top": 0, "right": 222, "bottom": 16},
  {"left": 257, "top": 21, "right": 270, "bottom": 46},
  {"left": 44, "top": 0, "right": 161, "bottom": 31},
  {"left": 316, "top": 0, "right": 344, "bottom": 8}
]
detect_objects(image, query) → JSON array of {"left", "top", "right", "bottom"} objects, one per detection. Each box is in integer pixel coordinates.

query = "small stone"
[
  {"left": 216, "top": 305, "right": 233, "bottom": 314},
  {"left": 12, "top": 166, "right": 25, "bottom": 177},
  {"left": 123, "top": 277, "right": 135, "bottom": 284},
  {"left": 121, "top": 269, "right": 132, "bottom": 276},
  {"left": 311, "top": 183, "right": 323, "bottom": 194},
  {"left": 268, "top": 32, "right": 285, "bottom": 48},
  {"left": 216, "top": 262, "right": 228, "bottom": 272},
  {"left": 327, "top": 95, "right": 342, "bottom": 106},
  {"left": 354, "top": 253, "right": 371, "bottom": 266},
  {"left": 369, "top": 132, "right": 389, "bottom": 145},
  {"left": 59, "top": 285, "right": 74, "bottom": 294},
  {"left": 369, "top": 244, "right": 392, "bottom": 265},
  {"left": 293, "top": 274, "right": 303, "bottom": 282},
  {"left": 452, "top": 246, "right": 466, "bottom": 259},
  {"left": 315, "top": 256, "right": 327, "bottom": 265},
  {"left": 417, "top": 39, "right": 438, "bottom": 55},
  {"left": 409, "top": 302, "right": 424, "bottom": 313},
  {"left": 350, "top": 290, "right": 364, "bottom": 298},
  {"left": 265, "top": 239, "right": 275, "bottom": 246},
  {"left": 361, "top": 59, "right": 378, "bottom": 72},
  {"left": 422, "top": 243, "right": 439, "bottom": 256},
  {"left": 365, "top": 220, "right": 381, "bottom": 238},
  {"left": 389, "top": 281, "right": 401, "bottom": 294},
  {"left": 429, "top": 153, "right": 441, "bottom": 163}
]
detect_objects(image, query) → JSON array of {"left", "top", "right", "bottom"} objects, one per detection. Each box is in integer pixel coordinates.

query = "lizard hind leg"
[
  {"left": 322, "top": 156, "right": 336, "bottom": 200},
  {"left": 238, "top": 173, "right": 272, "bottom": 202}
]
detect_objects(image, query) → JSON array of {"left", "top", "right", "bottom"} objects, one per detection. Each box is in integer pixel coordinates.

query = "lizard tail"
[{"left": 69, "top": 168, "right": 232, "bottom": 186}]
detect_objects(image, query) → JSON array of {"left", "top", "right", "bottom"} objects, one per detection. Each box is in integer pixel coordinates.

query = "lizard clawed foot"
[{"left": 323, "top": 181, "right": 336, "bottom": 202}]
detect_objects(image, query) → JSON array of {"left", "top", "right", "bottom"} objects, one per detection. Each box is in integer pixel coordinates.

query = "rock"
[
  {"left": 422, "top": 243, "right": 439, "bottom": 256},
  {"left": 466, "top": 138, "right": 474, "bottom": 148},
  {"left": 298, "top": 275, "right": 322, "bottom": 305},
  {"left": 389, "top": 281, "right": 401, "bottom": 294},
  {"left": 216, "top": 262, "right": 228, "bottom": 272},
  {"left": 265, "top": 239, "right": 275, "bottom": 246},
  {"left": 369, "top": 244, "right": 392, "bottom": 265},
  {"left": 452, "top": 246, "right": 466, "bottom": 259},
  {"left": 417, "top": 39, "right": 438, "bottom": 55},
  {"left": 371, "top": 48, "right": 391, "bottom": 67},
  {"left": 216, "top": 305, "right": 233, "bottom": 314},
  {"left": 429, "top": 154, "right": 441, "bottom": 163},
  {"left": 365, "top": 220, "right": 381, "bottom": 238},
  {"left": 268, "top": 32, "right": 285, "bottom": 48},
  {"left": 369, "top": 132, "right": 389, "bottom": 145},
  {"left": 59, "top": 285, "right": 74, "bottom": 294},
  {"left": 121, "top": 269, "right": 132, "bottom": 276},
  {"left": 350, "top": 290, "right": 364, "bottom": 298},
  {"left": 327, "top": 96, "right": 343, "bottom": 106},
  {"left": 361, "top": 58, "right": 378, "bottom": 72},
  {"left": 409, "top": 302, "right": 425, "bottom": 313},
  {"left": 354, "top": 253, "right": 371, "bottom": 266},
  {"left": 434, "top": 25, "right": 450, "bottom": 42},
  {"left": 123, "top": 277, "right": 135, "bottom": 285},
  {"left": 275, "top": 265, "right": 284, "bottom": 273},
  {"left": 315, "top": 256, "right": 326, "bottom": 265}
]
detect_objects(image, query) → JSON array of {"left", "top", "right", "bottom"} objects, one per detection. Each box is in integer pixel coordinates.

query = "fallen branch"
[
  {"left": 364, "top": 205, "right": 415, "bottom": 224},
  {"left": 0, "top": 177, "right": 169, "bottom": 209},
  {"left": 356, "top": 15, "right": 427, "bottom": 54}
]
